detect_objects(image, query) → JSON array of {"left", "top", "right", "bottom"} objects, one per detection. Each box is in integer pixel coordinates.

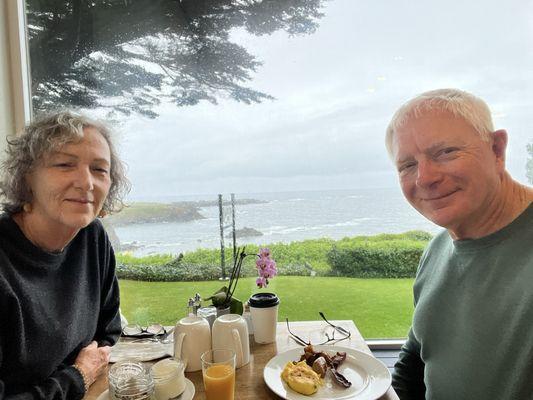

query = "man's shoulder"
[
  {"left": 426, "top": 229, "right": 450, "bottom": 248},
  {"left": 521, "top": 200, "right": 533, "bottom": 224},
  {"left": 420, "top": 229, "right": 451, "bottom": 262},
  {"left": 414, "top": 230, "right": 451, "bottom": 280}
]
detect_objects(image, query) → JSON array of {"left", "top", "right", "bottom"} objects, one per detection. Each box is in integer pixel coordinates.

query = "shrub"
[
  {"left": 400, "top": 230, "right": 433, "bottom": 241},
  {"left": 116, "top": 231, "right": 432, "bottom": 281},
  {"left": 116, "top": 262, "right": 220, "bottom": 282},
  {"left": 116, "top": 253, "right": 175, "bottom": 266},
  {"left": 116, "top": 255, "right": 312, "bottom": 281},
  {"left": 327, "top": 243, "right": 426, "bottom": 278},
  {"left": 278, "top": 263, "right": 312, "bottom": 276}
]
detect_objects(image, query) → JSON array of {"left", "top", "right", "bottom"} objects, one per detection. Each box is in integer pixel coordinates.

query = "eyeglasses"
[
  {"left": 286, "top": 312, "right": 351, "bottom": 346},
  {"left": 122, "top": 323, "right": 166, "bottom": 337}
]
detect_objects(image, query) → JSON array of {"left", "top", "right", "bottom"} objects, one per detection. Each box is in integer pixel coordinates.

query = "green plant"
[
  {"left": 116, "top": 253, "right": 175, "bottom": 266},
  {"left": 327, "top": 243, "right": 425, "bottom": 278},
  {"left": 115, "top": 262, "right": 220, "bottom": 282},
  {"left": 204, "top": 248, "right": 248, "bottom": 315},
  {"left": 204, "top": 247, "right": 278, "bottom": 315},
  {"left": 115, "top": 231, "right": 432, "bottom": 281}
]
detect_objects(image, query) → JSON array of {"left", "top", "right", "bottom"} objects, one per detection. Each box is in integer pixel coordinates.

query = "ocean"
[{"left": 115, "top": 187, "right": 442, "bottom": 256}]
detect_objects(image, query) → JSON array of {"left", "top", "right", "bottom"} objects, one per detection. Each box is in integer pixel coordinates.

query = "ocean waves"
[{"left": 115, "top": 188, "right": 440, "bottom": 256}]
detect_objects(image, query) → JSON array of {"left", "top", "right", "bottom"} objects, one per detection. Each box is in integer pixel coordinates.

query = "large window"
[{"left": 24, "top": 0, "right": 533, "bottom": 338}]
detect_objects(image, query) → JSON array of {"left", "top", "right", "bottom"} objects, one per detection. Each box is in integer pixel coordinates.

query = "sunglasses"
[
  {"left": 121, "top": 323, "right": 167, "bottom": 337},
  {"left": 286, "top": 312, "right": 351, "bottom": 346}
]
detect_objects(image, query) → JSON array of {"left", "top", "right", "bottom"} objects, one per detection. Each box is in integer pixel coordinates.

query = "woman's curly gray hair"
[{"left": 0, "top": 111, "right": 130, "bottom": 215}]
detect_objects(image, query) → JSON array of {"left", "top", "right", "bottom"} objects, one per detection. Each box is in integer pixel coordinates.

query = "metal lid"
[{"left": 248, "top": 292, "right": 280, "bottom": 308}]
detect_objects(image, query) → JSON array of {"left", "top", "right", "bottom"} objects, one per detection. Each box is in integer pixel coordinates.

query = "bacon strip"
[{"left": 298, "top": 345, "right": 352, "bottom": 388}]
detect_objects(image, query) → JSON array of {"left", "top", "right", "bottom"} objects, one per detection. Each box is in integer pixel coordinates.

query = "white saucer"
[
  {"left": 96, "top": 377, "right": 195, "bottom": 400},
  {"left": 110, "top": 341, "right": 173, "bottom": 363}
]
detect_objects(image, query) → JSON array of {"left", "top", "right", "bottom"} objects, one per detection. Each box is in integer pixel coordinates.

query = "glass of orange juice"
[{"left": 201, "top": 349, "right": 236, "bottom": 400}]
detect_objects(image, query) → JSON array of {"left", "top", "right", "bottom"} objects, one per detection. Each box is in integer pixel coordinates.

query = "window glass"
[{"left": 25, "top": 0, "right": 533, "bottom": 338}]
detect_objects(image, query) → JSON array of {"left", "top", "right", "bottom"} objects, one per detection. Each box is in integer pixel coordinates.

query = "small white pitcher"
[
  {"left": 174, "top": 316, "right": 211, "bottom": 372},
  {"left": 211, "top": 314, "right": 250, "bottom": 368}
]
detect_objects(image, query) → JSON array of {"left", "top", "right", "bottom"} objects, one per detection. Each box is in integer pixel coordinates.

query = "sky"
[{"left": 114, "top": 0, "right": 533, "bottom": 200}]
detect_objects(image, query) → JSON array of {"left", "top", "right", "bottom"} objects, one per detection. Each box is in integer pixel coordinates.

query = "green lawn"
[{"left": 119, "top": 276, "right": 414, "bottom": 339}]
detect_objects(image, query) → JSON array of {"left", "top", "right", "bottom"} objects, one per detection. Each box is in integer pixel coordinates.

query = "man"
[{"left": 386, "top": 88, "right": 533, "bottom": 399}]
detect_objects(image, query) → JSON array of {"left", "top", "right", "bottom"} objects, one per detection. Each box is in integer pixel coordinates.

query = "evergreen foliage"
[{"left": 27, "top": 0, "right": 326, "bottom": 118}]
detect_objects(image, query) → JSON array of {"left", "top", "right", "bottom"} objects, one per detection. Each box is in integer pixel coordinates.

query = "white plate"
[
  {"left": 110, "top": 341, "right": 173, "bottom": 363},
  {"left": 263, "top": 345, "right": 391, "bottom": 400},
  {"left": 96, "top": 377, "right": 195, "bottom": 400}
]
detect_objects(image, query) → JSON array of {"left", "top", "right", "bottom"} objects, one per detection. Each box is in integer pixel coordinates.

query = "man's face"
[{"left": 391, "top": 110, "right": 504, "bottom": 236}]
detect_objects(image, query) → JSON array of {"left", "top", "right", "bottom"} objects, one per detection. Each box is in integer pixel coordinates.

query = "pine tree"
[{"left": 27, "top": 0, "right": 326, "bottom": 118}]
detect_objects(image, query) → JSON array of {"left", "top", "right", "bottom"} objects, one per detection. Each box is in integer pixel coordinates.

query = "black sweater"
[{"left": 0, "top": 215, "right": 121, "bottom": 399}]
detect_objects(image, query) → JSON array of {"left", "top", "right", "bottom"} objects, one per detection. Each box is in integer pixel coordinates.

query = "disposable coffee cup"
[{"left": 248, "top": 293, "right": 280, "bottom": 344}]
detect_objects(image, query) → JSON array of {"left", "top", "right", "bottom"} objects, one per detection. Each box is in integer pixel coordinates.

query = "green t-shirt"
[{"left": 394, "top": 203, "right": 533, "bottom": 400}]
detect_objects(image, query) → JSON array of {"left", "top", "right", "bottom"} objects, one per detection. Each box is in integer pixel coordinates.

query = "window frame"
[
  {"left": 15, "top": 1, "right": 415, "bottom": 344},
  {"left": 4, "top": 0, "right": 32, "bottom": 135}
]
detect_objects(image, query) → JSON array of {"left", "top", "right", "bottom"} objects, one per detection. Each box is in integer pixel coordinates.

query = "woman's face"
[{"left": 26, "top": 127, "right": 112, "bottom": 233}]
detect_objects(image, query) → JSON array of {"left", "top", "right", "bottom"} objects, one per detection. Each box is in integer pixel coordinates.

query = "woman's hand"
[{"left": 73, "top": 341, "right": 111, "bottom": 386}]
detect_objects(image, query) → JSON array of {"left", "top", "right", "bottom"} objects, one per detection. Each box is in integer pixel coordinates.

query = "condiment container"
[
  {"left": 151, "top": 359, "right": 186, "bottom": 400},
  {"left": 108, "top": 361, "right": 155, "bottom": 400}
]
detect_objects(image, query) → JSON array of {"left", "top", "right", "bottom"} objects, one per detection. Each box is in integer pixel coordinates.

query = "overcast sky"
[{"left": 116, "top": 0, "right": 533, "bottom": 199}]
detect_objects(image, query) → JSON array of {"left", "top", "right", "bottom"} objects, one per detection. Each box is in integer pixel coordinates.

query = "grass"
[{"left": 119, "top": 276, "right": 414, "bottom": 339}]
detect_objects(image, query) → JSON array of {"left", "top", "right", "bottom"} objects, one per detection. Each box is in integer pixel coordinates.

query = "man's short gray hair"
[
  {"left": 385, "top": 88, "right": 495, "bottom": 157},
  {"left": 0, "top": 111, "right": 130, "bottom": 214}
]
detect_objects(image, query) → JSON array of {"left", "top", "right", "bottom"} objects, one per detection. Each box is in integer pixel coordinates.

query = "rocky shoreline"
[
  {"left": 105, "top": 198, "right": 266, "bottom": 226},
  {"left": 102, "top": 199, "right": 267, "bottom": 251}
]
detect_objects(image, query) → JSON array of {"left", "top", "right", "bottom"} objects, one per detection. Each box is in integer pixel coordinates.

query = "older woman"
[{"left": 0, "top": 112, "right": 129, "bottom": 398}]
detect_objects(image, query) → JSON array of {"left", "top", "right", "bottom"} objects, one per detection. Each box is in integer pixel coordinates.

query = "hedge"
[
  {"left": 116, "top": 262, "right": 221, "bottom": 282},
  {"left": 327, "top": 244, "right": 426, "bottom": 278},
  {"left": 115, "top": 231, "right": 431, "bottom": 281},
  {"left": 116, "top": 258, "right": 311, "bottom": 282}
]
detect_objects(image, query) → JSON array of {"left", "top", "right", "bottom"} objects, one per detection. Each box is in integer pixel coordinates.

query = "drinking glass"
[
  {"left": 201, "top": 349, "right": 236, "bottom": 400},
  {"left": 108, "top": 361, "right": 155, "bottom": 400}
]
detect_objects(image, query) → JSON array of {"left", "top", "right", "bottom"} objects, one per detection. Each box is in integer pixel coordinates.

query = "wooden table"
[{"left": 86, "top": 320, "right": 398, "bottom": 400}]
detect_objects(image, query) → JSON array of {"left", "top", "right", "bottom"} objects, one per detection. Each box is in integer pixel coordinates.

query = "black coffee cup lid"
[{"left": 248, "top": 292, "right": 280, "bottom": 308}]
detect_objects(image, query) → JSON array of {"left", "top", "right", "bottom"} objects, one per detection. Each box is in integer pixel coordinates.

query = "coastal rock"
[
  {"left": 227, "top": 227, "right": 263, "bottom": 238},
  {"left": 105, "top": 202, "right": 205, "bottom": 226},
  {"left": 120, "top": 241, "right": 143, "bottom": 252}
]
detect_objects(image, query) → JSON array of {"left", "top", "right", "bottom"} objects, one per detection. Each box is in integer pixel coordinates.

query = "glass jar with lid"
[
  {"left": 151, "top": 358, "right": 186, "bottom": 400},
  {"left": 108, "top": 361, "right": 155, "bottom": 400}
]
